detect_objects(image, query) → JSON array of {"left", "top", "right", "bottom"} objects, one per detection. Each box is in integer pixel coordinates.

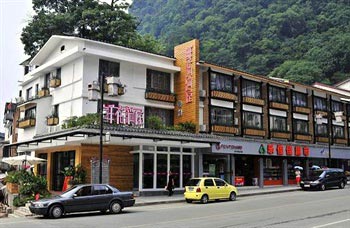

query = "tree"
[{"left": 21, "top": 0, "right": 162, "bottom": 57}]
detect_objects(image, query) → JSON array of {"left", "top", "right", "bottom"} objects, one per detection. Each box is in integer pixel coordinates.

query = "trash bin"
[{"left": 252, "top": 178, "right": 258, "bottom": 186}]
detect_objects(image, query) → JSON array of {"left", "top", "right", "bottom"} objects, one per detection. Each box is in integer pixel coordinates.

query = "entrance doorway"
[
  {"left": 52, "top": 151, "right": 75, "bottom": 191},
  {"left": 235, "top": 156, "right": 257, "bottom": 186}
]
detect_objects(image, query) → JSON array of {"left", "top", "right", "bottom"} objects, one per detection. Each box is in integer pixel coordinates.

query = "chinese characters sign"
[
  {"left": 103, "top": 104, "right": 144, "bottom": 127},
  {"left": 185, "top": 46, "right": 193, "bottom": 103}
]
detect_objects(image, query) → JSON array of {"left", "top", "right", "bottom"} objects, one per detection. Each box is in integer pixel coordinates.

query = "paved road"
[{"left": 2, "top": 186, "right": 350, "bottom": 228}]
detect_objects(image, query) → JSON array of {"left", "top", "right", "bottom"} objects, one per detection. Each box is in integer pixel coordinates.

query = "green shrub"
[
  {"left": 146, "top": 115, "right": 164, "bottom": 130},
  {"left": 176, "top": 121, "right": 196, "bottom": 133},
  {"left": 62, "top": 113, "right": 99, "bottom": 129}
]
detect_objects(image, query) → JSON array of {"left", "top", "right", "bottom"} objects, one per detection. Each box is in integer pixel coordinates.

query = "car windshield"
[
  {"left": 310, "top": 170, "right": 325, "bottom": 179},
  {"left": 186, "top": 179, "right": 201, "bottom": 186},
  {"left": 60, "top": 185, "right": 80, "bottom": 198}
]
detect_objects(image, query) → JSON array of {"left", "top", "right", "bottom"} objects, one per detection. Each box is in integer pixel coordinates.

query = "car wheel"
[
  {"left": 49, "top": 205, "right": 63, "bottom": 219},
  {"left": 339, "top": 181, "right": 345, "bottom": 189},
  {"left": 320, "top": 184, "right": 326, "bottom": 191},
  {"left": 110, "top": 201, "right": 122, "bottom": 214},
  {"left": 229, "top": 192, "right": 236, "bottom": 201},
  {"left": 185, "top": 199, "right": 192, "bottom": 203},
  {"left": 201, "top": 195, "right": 209, "bottom": 204}
]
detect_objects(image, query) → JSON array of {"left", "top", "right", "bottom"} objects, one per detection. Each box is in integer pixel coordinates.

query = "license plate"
[
  {"left": 188, "top": 187, "right": 194, "bottom": 191},
  {"left": 304, "top": 184, "right": 310, "bottom": 187}
]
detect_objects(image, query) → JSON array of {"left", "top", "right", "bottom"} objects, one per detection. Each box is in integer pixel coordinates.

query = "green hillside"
[{"left": 130, "top": 0, "right": 350, "bottom": 85}]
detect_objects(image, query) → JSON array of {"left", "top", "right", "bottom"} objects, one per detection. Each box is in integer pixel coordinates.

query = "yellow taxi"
[{"left": 184, "top": 177, "right": 238, "bottom": 204}]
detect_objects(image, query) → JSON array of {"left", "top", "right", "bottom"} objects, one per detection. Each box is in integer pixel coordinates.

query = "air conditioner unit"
[
  {"left": 199, "top": 90, "right": 206, "bottom": 98},
  {"left": 199, "top": 124, "right": 206, "bottom": 132}
]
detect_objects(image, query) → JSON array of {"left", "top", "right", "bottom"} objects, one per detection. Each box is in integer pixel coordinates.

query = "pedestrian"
[
  {"left": 166, "top": 170, "right": 175, "bottom": 196},
  {"left": 295, "top": 169, "right": 301, "bottom": 186}
]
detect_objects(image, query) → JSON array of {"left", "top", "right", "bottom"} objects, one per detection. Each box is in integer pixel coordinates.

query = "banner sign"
[{"left": 103, "top": 104, "right": 144, "bottom": 127}]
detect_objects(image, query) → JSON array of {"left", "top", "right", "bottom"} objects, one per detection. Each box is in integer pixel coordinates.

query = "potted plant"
[
  {"left": 4, "top": 171, "right": 20, "bottom": 194},
  {"left": 61, "top": 166, "right": 75, "bottom": 191}
]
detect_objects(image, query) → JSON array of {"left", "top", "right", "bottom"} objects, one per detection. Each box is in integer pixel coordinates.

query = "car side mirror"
[
  {"left": 326, "top": 174, "right": 330, "bottom": 178},
  {"left": 73, "top": 194, "right": 78, "bottom": 198}
]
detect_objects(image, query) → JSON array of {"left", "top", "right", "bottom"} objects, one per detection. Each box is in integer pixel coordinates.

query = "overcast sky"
[{"left": 0, "top": 0, "right": 33, "bottom": 133}]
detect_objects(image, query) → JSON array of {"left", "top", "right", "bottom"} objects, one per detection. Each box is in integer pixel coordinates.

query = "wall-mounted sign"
[
  {"left": 103, "top": 104, "right": 144, "bottom": 127},
  {"left": 267, "top": 144, "right": 274, "bottom": 154},
  {"left": 185, "top": 46, "right": 193, "bottom": 103}
]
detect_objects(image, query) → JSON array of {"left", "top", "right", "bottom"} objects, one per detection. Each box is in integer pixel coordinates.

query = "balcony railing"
[
  {"left": 47, "top": 116, "right": 59, "bottom": 126},
  {"left": 211, "top": 125, "right": 238, "bottom": 134},
  {"left": 38, "top": 88, "right": 50, "bottom": 98},
  {"left": 17, "top": 118, "right": 36, "bottom": 129},
  {"left": 293, "top": 106, "right": 311, "bottom": 114},
  {"left": 145, "top": 89, "right": 175, "bottom": 103},
  {"left": 50, "top": 78, "right": 61, "bottom": 88},
  {"left": 294, "top": 134, "right": 312, "bottom": 141},
  {"left": 244, "top": 128, "right": 266, "bottom": 137},
  {"left": 271, "top": 131, "right": 290, "bottom": 139},
  {"left": 242, "top": 96, "right": 265, "bottom": 106},
  {"left": 334, "top": 138, "right": 347, "bottom": 144},
  {"left": 211, "top": 91, "right": 237, "bottom": 101},
  {"left": 316, "top": 136, "right": 329, "bottom": 143},
  {"left": 270, "top": 102, "right": 289, "bottom": 110}
]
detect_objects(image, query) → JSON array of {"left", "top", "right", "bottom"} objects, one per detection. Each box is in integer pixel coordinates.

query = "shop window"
[
  {"left": 242, "top": 79, "right": 261, "bottom": 99},
  {"left": 99, "top": 59, "right": 120, "bottom": 77},
  {"left": 183, "top": 148, "right": 192, "bottom": 153},
  {"left": 270, "top": 116, "right": 287, "bottom": 132},
  {"left": 156, "top": 154, "right": 167, "bottom": 188},
  {"left": 292, "top": 92, "right": 307, "bottom": 107},
  {"left": 146, "top": 69, "right": 171, "bottom": 94},
  {"left": 210, "top": 72, "right": 233, "bottom": 93},
  {"left": 170, "top": 147, "right": 180, "bottom": 152},
  {"left": 332, "top": 101, "right": 343, "bottom": 112},
  {"left": 269, "top": 86, "right": 286, "bottom": 103},
  {"left": 333, "top": 126, "right": 344, "bottom": 138},
  {"left": 133, "top": 154, "right": 139, "bottom": 189},
  {"left": 170, "top": 154, "right": 180, "bottom": 188},
  {"left": 183, "top": 155, "right": 192, "bottom": 186},
  {"left": 210, "top": 107, "right": 233, "bottom": 126},
  {"left": 294, "top": 119, "right": 309, "bottom": 134},
  {"left": 314, "top": 97, "right": 327, "bottom": 111},
  {"left": 143, "top": 153, "right": 154, "bottom": 189},
  {"left": 347, "top": 104, "right": 350, "bottom": 116},
  {"left": 145, "top": 107, "right": 174, "bottom": 127},
  {"left": 37, "top": 153, "right": 47, "bottom": 177},
  {"left": 263, "top": 158, "right": 282, "bottom": 182},
  {"left": 157, "top": 146, "right": 167, "bottom": 152},
  {"left": 243, "top": 111, "right": 262, "bottom": 129},
  {"left": 142, "top": 145, "right": 155, "bottom": 151}
]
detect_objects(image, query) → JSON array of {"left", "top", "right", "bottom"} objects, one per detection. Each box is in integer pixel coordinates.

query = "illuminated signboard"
[{"left": 103, "top": 104, "right": 144, "bottom": 127}]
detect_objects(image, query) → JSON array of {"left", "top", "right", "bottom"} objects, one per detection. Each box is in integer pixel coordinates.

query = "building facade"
[{"left": 3, "top": 37, "right": 350, "bottom": 194}]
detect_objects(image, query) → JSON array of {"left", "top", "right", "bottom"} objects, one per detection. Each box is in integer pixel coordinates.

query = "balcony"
[
  {"left": 50, "top": 78, "right": 61, "bottom": 88},
  {"left": 244, "top": 128, "right": 266, "bottom": 137},
  {"left": 17, "top": 118, "right": 36, "bottom": 129},
  {"left": 211, "top": 91, "right": 237, "bottom": 101},
  {"left": 271, "top": 132, "right": 290, "bottom": 139},
  {"left": 242, "top": 97, "right": 265, "bottom": 106},
  {"left": 293, "top": 106, "right": 311, "bottom": 114},
  {"left": 294, "top": 134, "right": 312, "bottom": 141},
  {"left": 47, "top": 116, "right": 59, "bottom": 126},
  {"left": 316, "top": 136, "right": 329, "bottom": 143},
  {"left": 38, "top": 88, "right": 50, "bottom": 98},
  {"left": 334, "top": 138, "right": 347, "bottom": 144},
  {"left": 270, "top": 102, "right": 289, "bottom": 110},
  {"left": 145, "top": 90, "right": 175, "bottom": 103},
  {"left": 212, "top": 125, "right": 238, "bottom": 134}
]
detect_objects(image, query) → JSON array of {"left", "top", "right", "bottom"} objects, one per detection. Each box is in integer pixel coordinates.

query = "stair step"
[{"left": 14, "top": 207, "right": 33, "bottom": 217}]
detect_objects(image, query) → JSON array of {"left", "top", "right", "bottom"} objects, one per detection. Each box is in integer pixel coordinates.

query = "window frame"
[
  {"left": 269, "top": 115, "right": 287, "bottom": 132},
  {"left": 269, "top": 86, "right": 286, "bottom": 103},
  {"left": 146, "top": 69, "right": 171, "bottom": 94},
  {"left": 314, "top": 96, "right": 327, "bottom": 112},
  {"left": 333, "top": 125, "right": 345, "bottom": 139},
  {"left": 293, "top": 119, "right": 309, "bottom": 135},
  {"left": 315, "top": 123, "right": 328, "bottom": 137},
  {"left": 242, "top": 79, "right": 262, "bottom": 99},
  {"left": 210, "top": 71, "right": 234, "bottom": 93},
  {"left": 243, "top": 111, "right": 263, "bottom": 130},
  {"left": 292, "top": 91, "right": 307, "bottom": 107},
  {"left": 210, "top": 106, "right": 234, "bottom": 127},
  {"left": 99, "top": 59, "right": 120, "bottom": 78}
]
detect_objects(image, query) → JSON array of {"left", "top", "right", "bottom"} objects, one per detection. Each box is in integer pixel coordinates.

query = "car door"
[
  {"left": 69, "top": 185, "right": 98, "bottom": 212},
  {"left": 92, "top": 185, "right": 114, "bottom": 211},
  {"left": 203, "top": 179, "right": 217, "bottom": 199},
  {"left": 214, "top": 179, "right": 229, "bottom": 198}
]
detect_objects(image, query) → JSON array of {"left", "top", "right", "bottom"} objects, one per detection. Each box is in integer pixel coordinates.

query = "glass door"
[{"left": 52, "top": 151, "right": 75, "bottom": 191}]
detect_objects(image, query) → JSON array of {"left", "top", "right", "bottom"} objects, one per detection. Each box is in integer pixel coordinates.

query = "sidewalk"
[{"left": 134, "top": 185, "right": 301, "bottom": 206}]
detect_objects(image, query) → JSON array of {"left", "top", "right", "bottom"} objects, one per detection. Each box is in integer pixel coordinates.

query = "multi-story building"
[{"left": 3, "top": 36, "right": 350, "bottom": 194}]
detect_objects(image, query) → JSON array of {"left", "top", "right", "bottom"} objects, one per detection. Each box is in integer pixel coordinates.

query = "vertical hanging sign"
[{"left": 185, "top": 46, "right": 193, "bottom": 103}]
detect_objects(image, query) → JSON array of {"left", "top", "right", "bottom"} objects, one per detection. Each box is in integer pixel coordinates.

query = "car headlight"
[
  {"left": 300, "top": 181, "right": 304, "bottom": 184},
  {"left": 311, "top": 180, "right": 320, "bottom": 184},
  {"left": 35, "top": 202, "right": 48, "bottom": 208}
]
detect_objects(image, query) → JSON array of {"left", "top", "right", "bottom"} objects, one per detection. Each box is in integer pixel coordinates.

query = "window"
[
  {"left": 44, "top": 73, "right": 50, "bottom": 88},
  {"left": 210, "top": 72, "right": 233, "bottom": 93},
  {"left": 146, "top": 69, "right": 171, "bottom": 94},
  {"left": 332, "top": 101, "right": 343, "bottom": 112},
  {"left": 333, "top": 126, "right": 344, "bottom": 138},
  {"left": 204, "top": 179, "right": 215, "bottom": 186},
  {"left": 76, "top": 186, "right": 92, "bottom": 197},
  {"left": 347, "top": 104, "right": 350, "bottom": 116},
  {"left": 145, "top": 107, "right": 174, "bottom": 127},
  {"left": 210, "top": 107, "right": 233, "bottom": 126},
  {"left": 269, "top": 86, "right": 286, "bottom": 103},
  {"left": 25, "top": 107, "right": 36, "bottom": 119},
  {"left": 270, "top": 116, "right": 287, "bottom": 132},
  {"left": 60, "top": 45, "right": 65, "bottom": 52},
  {"left": 214, "top": 179, "right": 226, "bottom": 186},
  {"left": 314, "top": 97, "right": 327, "bottom": 111},
  {"left": 243, "top": 111, "right": 262, "bottom": 129},
  {"left": 292, "top": 92, "right": 307, "bottom": 107},
  {"left": 99, "top": 59, "right": 120, "bottom": 77},
  {"left": 242, "top": 80, "right": 261, "bottom": 98},
  {"left": 53, "top": 105, "right": 59, "bottom": 117},
  {"left": 93, "top": 185, "right": 112, "bottom": 195},
  {"left": 26, "top": 87, "right": 32, "bottom": 100},
  {"left": 315, "top": 124, "right": 328, "bottom": 137},
  {"left": 35, "top": 84, "right": 39, "bottom": 96},
  {"left": 294, "top": 119, "right": 309, "bottom": 134},
  {"left": 143, "top": 153, "right": 154, "bottom": 189},
  {"left": 156, "top": 154, "right": 167, "bottom": 188},
  {"left": 183, "top": 155, "right": 192, "bottom": 187},
  {"left": 56, "top": 68, "right": 61, "bottom": 79}
]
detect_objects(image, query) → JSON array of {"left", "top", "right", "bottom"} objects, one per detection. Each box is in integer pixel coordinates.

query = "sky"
[{"left": 0, "top": 0, "right": 33, "bottom": 133}]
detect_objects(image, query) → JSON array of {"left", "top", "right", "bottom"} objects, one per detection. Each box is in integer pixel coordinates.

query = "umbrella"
[
  {"left": 294, "top": 166, "right": 303, "bottom": 170},
  {"left": 311, "top": 165, "right": 321, "bottom": 170},
  {"left": 2, "top": 155, "right": 46, "bottom": 166}
]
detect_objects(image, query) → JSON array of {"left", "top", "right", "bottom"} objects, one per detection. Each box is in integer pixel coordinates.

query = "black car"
[
  {"left": 29, "top": 184, "right": 135, "bottom": 218},
  {"left": 300, "top": 168, "right": 347, "bottom": 191}
]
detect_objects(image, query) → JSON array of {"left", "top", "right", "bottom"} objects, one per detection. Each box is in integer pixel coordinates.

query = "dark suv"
[{"left": 300, "top": 168, "right": 347, "bottom": 191}]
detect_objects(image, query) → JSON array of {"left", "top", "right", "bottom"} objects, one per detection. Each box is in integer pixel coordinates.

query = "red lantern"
[
  {"left": 277, "top": 145, "right": 284, "bottom": 155},
  {"left": 295, "top": 146, "right": 302, "bottom": 156},
  {"left": 286, "top": 145, "right": 293, "bottom": 156}
]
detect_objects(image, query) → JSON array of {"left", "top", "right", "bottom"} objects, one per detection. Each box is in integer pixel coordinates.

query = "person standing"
[
  {"left": 167, "top": 171, "right": 175, "bottom": 196},
  {"left": 295, "top": 169, "right": 301, "bottom": 186}
]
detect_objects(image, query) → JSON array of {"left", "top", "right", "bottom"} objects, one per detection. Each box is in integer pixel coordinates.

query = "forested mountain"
[{"left": 130, "top": 0, "right": 350, "bottom": 85}]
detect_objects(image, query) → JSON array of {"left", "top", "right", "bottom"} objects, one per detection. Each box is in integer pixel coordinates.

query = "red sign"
[
  {"left": 277, "top": 145, "right": 284, "bottom": 155},
  {"left": 295, "top": 146, "right": 302, "bottom": 156},
  {"left": 267, "top": 144, "right": 274, "bottom": 154},
  {"left": 303, "top": 147, "right": 310, "bottom": 157},
  {"left": 235, "top": 176, "right": 245, "bottom": 186},
  {"left": 286, "top": 145, "right": 293, "bottom": 156}
]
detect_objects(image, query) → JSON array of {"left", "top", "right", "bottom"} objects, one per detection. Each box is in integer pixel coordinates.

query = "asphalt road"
[{"left": 2, "top": 186, "right": 350, "bottom": 228}]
